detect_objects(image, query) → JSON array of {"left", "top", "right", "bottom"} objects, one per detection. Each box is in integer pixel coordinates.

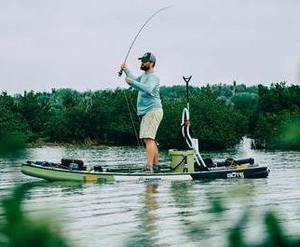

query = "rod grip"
[
  {"left": 183, "top": 76, "right": 192, "bottom": 83},
  {"left": 183, "top": 76, "right": 192, "bottom": 103},
  {"left": 118, "top": 68, "right": 123, "bottom": 77}
]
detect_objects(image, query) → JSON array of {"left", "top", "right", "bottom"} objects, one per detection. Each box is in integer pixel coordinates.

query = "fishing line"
[{"left": 123, "top": 90, "right": 143, "bottom": 147}]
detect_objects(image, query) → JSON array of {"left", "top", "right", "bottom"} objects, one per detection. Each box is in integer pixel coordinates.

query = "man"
[{"left": 121, "top": 52, "right": 163, "bottom": 172}]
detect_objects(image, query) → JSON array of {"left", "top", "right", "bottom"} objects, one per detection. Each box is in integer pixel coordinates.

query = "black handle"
[
  {"left": 183, "top": 76, "right": 192, "bottom": 83},
  {"left": 183, "top": 76, "right": 192, "bottom": 104},
  {"left": 118, "top": 68, "right": 123, "bottom": 77}
]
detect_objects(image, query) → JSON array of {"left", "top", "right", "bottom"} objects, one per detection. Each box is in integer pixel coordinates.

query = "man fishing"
[{"left": 121, "top": 52, "right": 163, "bottom": 172}]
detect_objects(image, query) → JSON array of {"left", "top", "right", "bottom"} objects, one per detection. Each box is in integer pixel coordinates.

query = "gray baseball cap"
[{"left": 138, "top": 52, "right": 156, "bottom": 63}]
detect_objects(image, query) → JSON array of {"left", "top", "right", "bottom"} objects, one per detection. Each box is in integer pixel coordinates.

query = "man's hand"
[
  {"left": 121, "top": 63, "right": 128, "bottom": 70},
  {"left": 125, "top": 77, "right": 133, "bottom": 84}
]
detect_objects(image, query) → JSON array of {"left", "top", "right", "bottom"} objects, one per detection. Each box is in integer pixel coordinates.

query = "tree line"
[{"left": 0, "top": 82, "right": 299, "bottom": 151}]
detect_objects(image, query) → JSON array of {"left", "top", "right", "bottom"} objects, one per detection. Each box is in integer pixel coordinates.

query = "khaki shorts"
[{"left": 139, "top": 109, "right": 163, "bottom": 140}]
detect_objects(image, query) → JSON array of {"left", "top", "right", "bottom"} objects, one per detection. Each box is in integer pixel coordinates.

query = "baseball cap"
[{"left": 138, "top": 52, "right": 156, "bottom": 63}]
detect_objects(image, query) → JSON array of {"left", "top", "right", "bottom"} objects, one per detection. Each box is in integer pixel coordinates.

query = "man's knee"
[{"left": 142, "top": 138, "right": 154, "bottom": 145}]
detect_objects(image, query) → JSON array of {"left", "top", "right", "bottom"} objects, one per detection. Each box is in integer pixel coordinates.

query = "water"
[{"left": 1, "top": 140, "right": 300, "bottom": 246}]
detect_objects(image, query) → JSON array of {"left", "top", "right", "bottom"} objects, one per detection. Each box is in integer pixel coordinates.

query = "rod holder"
[{"left": 183, "top": 76, "right": 192, "bottom": 106}]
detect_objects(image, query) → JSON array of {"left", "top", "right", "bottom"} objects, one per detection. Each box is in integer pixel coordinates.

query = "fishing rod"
[{"left": 118, "top": 6, "right": 172, "bottom": 77}]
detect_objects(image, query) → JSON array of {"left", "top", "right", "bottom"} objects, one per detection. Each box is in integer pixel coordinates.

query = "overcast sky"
[{"left": 1, "top": 0, "right": 300, "bottom": 93}]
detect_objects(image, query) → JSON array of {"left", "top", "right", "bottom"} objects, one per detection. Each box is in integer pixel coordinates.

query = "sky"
[{"left": 1, "top": 0, "right": 300, "bottom": 93}]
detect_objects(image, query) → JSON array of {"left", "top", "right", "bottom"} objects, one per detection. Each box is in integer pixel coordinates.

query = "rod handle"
[
  {"left": 183, "top": 76, "right": 192, "bottom": 83},
  {"left": 118, "top": 68, "right": 123, "bottom": 77},
  {"left": 183, "top": 76, "right": 192, "bottom": 103}
]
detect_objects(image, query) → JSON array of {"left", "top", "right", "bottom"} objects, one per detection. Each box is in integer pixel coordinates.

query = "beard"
[{"left": 140, "top": 63, "right": 150, "bottom": 71}]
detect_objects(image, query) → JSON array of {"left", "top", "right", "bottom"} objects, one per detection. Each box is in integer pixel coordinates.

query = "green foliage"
[
  {"left": 227, "top": 211, "right": 300, "bottom": 247},
  {"left": 231, "top": 92, "right": 258, "bottom": 116},
  {"left": 0, "top": 93, "right": 29, "bottom": 155},
  {"left": 15, "top": 91, "right": 50, "bottom": 136},
  {"left": 0, "top": 185, "right": 69, "bottom": 247},
  {"left": 205, "top": 185, "right": 300, "bottom": 247},
  {"left": 158, "top": 87, "right": 247, "bottom": 149},
  {"left": 0, "top": 82, "right": 299, "bottom": 150},
  {"left": 42, "top": 88, "right": 140, "bottom": 145},
  {"left": 250, "top": 83, "right": 300, "bottom": 150},
  {"left": 190, "top": 94, "right": 247, "bottom": 149},
  {"left": 0, "top": 131, "right": 27, "bottom": 156},
  {"left": 277, "top": 116, "right": 300, "bottom": 149},
  {"left": 160, "top": 85, "right": 202, "bottom": 99},
  {"left": 44, "top": 89, "right": 86, "bottom": 142},
  {"left": 255, "top": 112, "right": 300, "bottom": 150},
  {"left": 0, "top": 86, "right": 248, "bottom": 150},
  {"left": 161, "top": 82, "right": 300, "bottom": 150},
  {"left": 256, "top": 82, "right": 299, "bottom": 114},
  {"left": 0, "top": 93, "right": 28, "bottom": 132}
]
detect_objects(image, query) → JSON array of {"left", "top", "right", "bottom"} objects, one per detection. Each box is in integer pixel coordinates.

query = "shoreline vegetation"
[{"left": 1, "top": 82, "right": 300, "bottom": 153}]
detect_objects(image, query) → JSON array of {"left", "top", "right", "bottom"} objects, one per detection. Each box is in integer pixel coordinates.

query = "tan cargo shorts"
[{"left": 139, "top": 108, "right": 163, "bottom": 140}]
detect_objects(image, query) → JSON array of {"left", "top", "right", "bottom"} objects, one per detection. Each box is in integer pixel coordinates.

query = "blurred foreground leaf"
[
  {"left": 276, "top": 117, "right": 300, "bottom": 150},
  {"left": 0, "top": 184, "right": 70, "bottom": 247},
  {"left": 0, "top": 131, "right": 27, "bottom": 154},
  {"left": 228, "top": 211, "right": 300, "bottom": 247}
]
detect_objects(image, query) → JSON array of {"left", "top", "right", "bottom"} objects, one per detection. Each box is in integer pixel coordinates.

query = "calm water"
[{"left": 1, "top": 139, "right": 300, "bottom": 246}]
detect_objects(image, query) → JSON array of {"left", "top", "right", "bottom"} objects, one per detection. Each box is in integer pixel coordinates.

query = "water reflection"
[
  {"left": 170, "top": 181, "right": 213, "bottom": 243},
  {"left": 126, "top": 183, "right": 160, "bottom": 247},
  {"left": 144, "top": 184, "right": 159, "bottom": 238}
]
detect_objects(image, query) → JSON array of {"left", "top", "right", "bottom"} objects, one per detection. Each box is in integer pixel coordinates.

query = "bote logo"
[
  {"left": 138, "top": 177, "right": 162, "bottom": 182},
  {"left": 227, "top": 172, "right": 244, "bottom": 178}
]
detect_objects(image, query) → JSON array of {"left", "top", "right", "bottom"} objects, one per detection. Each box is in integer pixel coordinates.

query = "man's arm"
[
  {"left": 121, "top": 64, "right": 141, "bottom": 81},
  {"left": 124, "top": 68, "right": 140, "bottom": 81},
  {"left": 127, "top": 76, "right": 158, "bottom": 95}
]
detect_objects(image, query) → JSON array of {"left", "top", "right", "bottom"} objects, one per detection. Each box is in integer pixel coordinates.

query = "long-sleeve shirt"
[{"left": 124, "top": 68, "right": 162, "bottom": 116}]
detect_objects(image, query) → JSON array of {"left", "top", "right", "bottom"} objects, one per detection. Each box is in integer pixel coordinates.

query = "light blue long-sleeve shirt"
[{"left": 124, "top": 68, "right": 162, "bottom": 116}]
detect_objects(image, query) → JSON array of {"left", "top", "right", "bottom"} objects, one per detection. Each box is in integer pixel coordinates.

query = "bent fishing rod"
[{"left": 118, "top": 6, "right": 172, "bottom": 77}]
